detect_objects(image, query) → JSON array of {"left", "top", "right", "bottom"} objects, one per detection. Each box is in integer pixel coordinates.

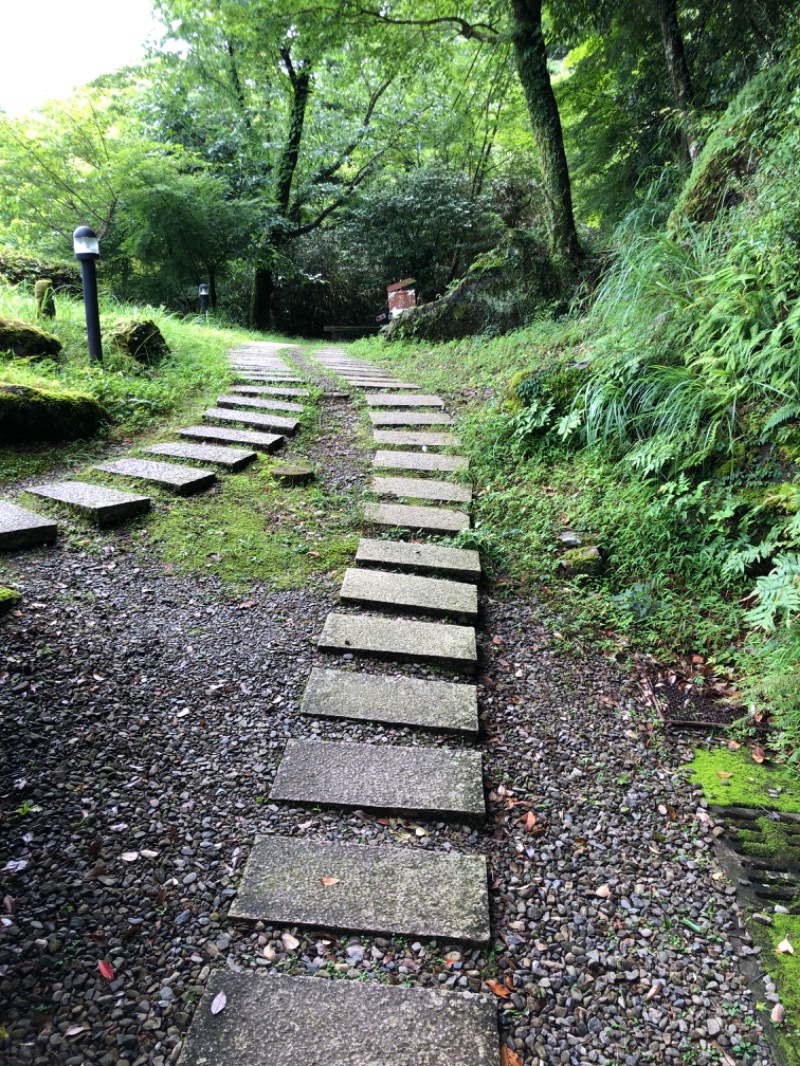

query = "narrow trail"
[{"left": 0, "top": 343, "right": 776, "bottom": 1066}]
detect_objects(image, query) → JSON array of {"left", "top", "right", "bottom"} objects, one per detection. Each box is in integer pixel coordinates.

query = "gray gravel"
[{"left": 0, "top": 348, "right": 775, "bottom": 1065}]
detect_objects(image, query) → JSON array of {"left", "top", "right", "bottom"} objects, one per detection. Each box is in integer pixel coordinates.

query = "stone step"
[
  {"left": 340, "top": 567, "right": 477, "bottom": 621},
  {"left": 301, "top": 668, "right": 479, "bottom": 734},
  {"left": 217, "top": 394, "right": 305, "bottom": 414},
  {"left": 345, "top": 380, "right": 421, "bottom": 389},
  {"left": 271, "top": 739, "right": 484, "bottom": 821},
  {"left": 144, "top": 442, "right": 257, "bottom": 471},
  {"left": 94, "top": 459, "right": 216, "bottom": 496},
  {"left": 230, "top": 386, "right": 310, "bottom": 398},
  {"left": 178, "top": 972, "right": 498, "bottom": 1066},
  {"left": 373, "top": 449, "right": 468, "bottom": 473},
  {"left": 179, "top": 425, "right": 284, "bottom": 453},
  {"left": 203, "top": 407, "right": 300, "bottom": 436},
  {"left": 365, "top": 392, "right": 444, "bottom": 407},
  {"left": 0, "top": 500, "right": 58, "bottom": 550},
  {"left": 371, "top": 476, "right": 472, "bottom": 504},
  {"left": 355, "top": 538, "right": 481, "bottom": 582},
  {"left": 363, "top": 502, "right": 469, "bottom": 534},
  {"left": 369, "top": 411, "right": 453, "bottom": 427},
  {"left": 231, "top": 836, "right": 490, "bottom": 942},
  {"left": 233, "top": 373, "right": 303, "bottom": 384},
  {"left": 271, "top": 464, "right": 315, "bottom": 485},
  {"left": 318, "top": 612, "right": 476, "bottom": 671},
  {"left": 372, "top": 430, "right": 460, "bottom": 449},
  {"left": 27, "top": 482, "right": 151, "bottom": 523}
]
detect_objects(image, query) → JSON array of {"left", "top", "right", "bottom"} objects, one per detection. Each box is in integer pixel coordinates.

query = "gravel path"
[{"left": 0, "top": 353, "right": 776, "bottom": 1066}]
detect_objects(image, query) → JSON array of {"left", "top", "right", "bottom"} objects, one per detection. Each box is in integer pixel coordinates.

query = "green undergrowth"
[
  {"left": 0, "top": 586, "right": 20, "bottom": 614},
  {"left": 751, "top": 915, "right": 800, "bottom": 1065},
  {"left": 688, "top": 747, "right": 800, "bottom": 812}
]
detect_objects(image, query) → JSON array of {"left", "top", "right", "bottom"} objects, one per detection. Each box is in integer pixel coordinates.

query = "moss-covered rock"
[
  {"left": 386, "top": 231, "right": 573, "bottom": 343},
  {"left": 107, "top": 319, "right": 170, "bottom": 364},
  {"left": 560, "top": 545, "right": 602, "bottom": 575},
  {"left": 0, "top": 383, "right": 108, "bottom": 443},
  {"left": 34, "top": 279, "right": 56, "bottom": 319},
  {"left": 0, "top": 586, "right": 21, "bottom": 615},
  {"left": 0, "top": 248, "right": 80, "bottom": 292},
  {"left": 0, "top": 316, "right": 62, "bottom": 360}
]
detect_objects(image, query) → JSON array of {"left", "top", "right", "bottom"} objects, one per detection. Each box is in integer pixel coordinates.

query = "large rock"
[
  {"left": 107, "top": 319, "right": 170, "bottom": 364},
  {"left": 0, "top": 384, "right": 107, "bottom": 443},
  {"left": 0, "top": 317, "right": 62, "bottom": 360}
]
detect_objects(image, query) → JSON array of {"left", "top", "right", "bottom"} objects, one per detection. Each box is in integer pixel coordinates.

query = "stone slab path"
[
  {"left": 145, "top": 441, "right": 257, "bottom": 471},
  {"left": 230, "top": 385, "right": 310, "bottom": 397},
  {"left": 230, "top": 837, "right": 490, "bottom": 942},
  {"left": 373, "top": 449, "right": 468, "bottom": 473},
  {"left": 300, "top": 667, "right": 480, "bottom": 734},
  {"left": 0, "top": 499, "right": 58, "bottom": 549},
  {"left": 270, "top": 738, "right": 485, "bottom": 820},
  {"left": 340, "top": 566, "right": 478, "bottom": 620},
  {"left": 95, "top": 458, "right": 216, "bottom": 496},
  {"left": 28, "top": 481, "right": 152, "bottom": 521},
  {"left": 217, "top": 394, "right": 305, "bottom": 414},
  {"left": 369, "top": 410, "right": 454, "bottom": 427},
  {"left": 179, "top": 425, "right": 284, "bottom": 452},
  {"left": 371, "top": 475, "right": 472, "bottom": 503},
  {"left": 178, "top": 973, "right": 498, "bottom": 1066},
  {"left": 363, "top": 501, "right": 469, "bottom": 534},
  {"left": 365, "top": 393, "right": 445, "bottom": 407},
  {"left": 318, "top": 612, "right": 477, "bottom": 670},
  {"left": 203, "top": 407, "right": 300, "bottom": 436},
  {"left": 355, "top": 537, "right": 481, "bottom": 581},
  {"left": 372, "top": 430, "right": 460, "bottom": 448}
]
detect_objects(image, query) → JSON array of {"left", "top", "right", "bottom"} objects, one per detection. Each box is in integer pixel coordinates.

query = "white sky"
[{"left": 0, "top": 0, "right": 160, "bottom": 116}]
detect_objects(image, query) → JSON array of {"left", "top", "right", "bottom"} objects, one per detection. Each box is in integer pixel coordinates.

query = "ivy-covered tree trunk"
[
  {"left": 655, "top": 0, "right": 696, "bottom": 162},
  {"left": 509, "top": 0, "right": 581, "bottom": 262}
]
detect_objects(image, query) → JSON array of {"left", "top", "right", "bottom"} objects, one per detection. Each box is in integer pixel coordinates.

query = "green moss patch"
[
  {"left": 688, "top": 747, "right": 800, "bottom": 812},
  {"left": 0, "top": 383, "right": 108, "bottom": 443},
  {"left": 750, "top": 914, "right": 800, "bottom": 1065},
  {"left": 735, "top": 817, "right": 800, "bottom": 866},
  {"left": 0, "top": 586, "right": 21, "bottom": 614},
  {"left": 0, "top": 316, "right": 62, "bottom": 359}
]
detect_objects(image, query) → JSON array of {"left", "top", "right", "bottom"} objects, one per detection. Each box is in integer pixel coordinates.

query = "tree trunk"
[
  {"left": 509, "top": 0, "right": 581, "bottom": 262},
  {"left": 208, "top": 264, "right": 218, "bottom": 310},
  {"left": 250, "top": 265, "right": 274, "bottom": 332},
  {"left": 655, "top": 0, "right": 697, "bottom": 162}
]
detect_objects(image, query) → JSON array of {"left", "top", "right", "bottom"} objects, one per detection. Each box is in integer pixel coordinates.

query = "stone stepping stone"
[
  {"left": 233, "top": 373, "right": 303, "bottom": 384},
  {"left": 217, "top": 393, "right": 304, "bottom": 414},
  {"left": 0, "top": 500, "right": 58, "bottom": 550},
  {"left": 366, "top": 393, "right": 445, "bottom": 407},
  {"left": 369, "top": 411, "right": 453, "bottom": 427},
  {"left": 179, "top": 972, "right": 498, "bottom": 1066},
  {"left": 301, "top": 667, "right": 479, "bottom": 734},
  {"left": 27, "top": 482, "right": 150, "bottom": 522},
  {"left": 371, "top": 475, "right": 472, "bottom": 504},
  {"left": 179, "top": 425, "right": 284, "bottom": 453},
  {"left": 271, "top": 739, "right": 484, "bottom": 821},
  {"left": 144, "top": 441, "right": 257, "bottom": 472},
  {"left": 346, "top": 380, "right": 421, "bottom": 389},
  {"left": 318, "top": 612, "right": 476, "bottom": 671},
  {"left": 373, "top": 430, "right": 460, "bottom": 448},
  {"left": 271, "top": 464, "right": 315, "bottom": 485},
  {"left": 373, "top": 449, "right": 468, "bottom": 473},
  {"left": 340, "top": 567, "right": 477, "bottom": 621},
  {"left": 364, "top": 502, "right": 469, "bottom": 534},
  {"left": 203, "top": 407, "right": 299, "bottom": 436},
  {"left": 95, "top": 458, "right": 216, "bottom": 496},
  {"left": 230, "top": 386, "right": 310, "bottom": 397},
  {"left": 355, "top": 538, "right": 481, "bottom": 582}
]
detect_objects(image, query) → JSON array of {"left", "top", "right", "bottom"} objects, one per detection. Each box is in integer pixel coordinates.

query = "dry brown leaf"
[
  {"left": 500, "top": 1048, "right": 523, "bottom": 1066},
  {"left": 716, "top": 771, "right": 732, "bottom": 779},
  {"left": 776, "top": 938, "right": 794, "bottom": 955},
  {"left": 595, "top": 884, "right": 612, "bottom": 899},
  {"left": 320, "top": 877, "right": 341, "bottom": 887},
  {"left": 522, "top": 811, "right": 538, "bottom": 832},
  {"left": 211, "top": 990, "right": 227, "bottom": 1015},
  {"left": 281, "top": 932, "right": 300, "bottom": 952},
  {"left": 486, "top": 979, "right": 512, "bottom": 999},
  {"left": 727, "top": 740, "right": 741, "bottom": 751},
  {"left": 751, "top": 745, "right": 766, "bottom": 764}
]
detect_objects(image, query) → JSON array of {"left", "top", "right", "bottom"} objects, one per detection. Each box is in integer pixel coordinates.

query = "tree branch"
[{"left": 344, "top": 3, "right": 500, "bottom": 44}]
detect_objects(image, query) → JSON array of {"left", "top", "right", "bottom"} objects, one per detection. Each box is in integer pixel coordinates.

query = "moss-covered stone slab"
[
  {"left": 340, "top": 567, "right": 477, "bottom": 621},
  {"left": 179, "top": 425, "right": 284, "bottom": 453},
  {"left": 371, "top": 476, "right": 472, "bottom": 504},
  {"left": 0, "top": 585, "right": 21, "bottom": 614},
  {"left": 369, "top": 411, "right": 454, "bottom": 427},
  {"left": 95, "top": 458, "right": 216, "bottom": 496},
  {"left": 366, "top": 393, "right": 445, "bottom": 407},
  {"left": 178, "top": 972, "right": 498, "bottom": 1066},
  {"left": 0, "top": 500, "right": 58, "bottom": 550},
  {"left": 232, "top": 372, "right": 302, "bottom": 384},
  {"left": 203, "top": 407, "right": 299, "bottom": 436},
  {"left": 230, "top": 386, "right": 310, "bottom": 398},
  {"left": 301, "top": 668, "right": 479, "bottom": 734},
  {"left": 271, "top": 464, "right": 315, "bottom": 485},
  {"left": 372, "top": 430, "right": 460, "bottom": 449},
  {"left": 271, "top": 739, "right": 484, "bottom": 821},
  {"left": 144, "top": 442, "right": 257, "bottom": 472},
  {"left": 318, "top": 612, "right": 476, "bottom": 671},
  {"left": 364, "top": 502, "right": 469, "bottom": 534},
  {"left": 28, "top": 482, "right": 150, "bottom": 523},
  {"left": 0, "top": 384, "right": 107, "bottom": 444},
  {"left": 0, "top": 317, "right": 61, "bottom": 359},
  {"left": 373, "top": 449, "right": 468, "bottom": 473},
  {"left": 355, "top": 538, "right": 481, "bottom": 582},
  {"left": 346, "top": 380, "right": 421, "bottom": 389},
  {"left": 216, "top": 394, "right": 304, "bottom": 414}
]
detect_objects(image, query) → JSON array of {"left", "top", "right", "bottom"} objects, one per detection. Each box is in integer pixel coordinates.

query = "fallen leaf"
[
  {"left": 211, "top": 990, "right": 227, "bottom": 1015},
  {"left": 595, "top": 884, "right": 612, "bottom": 899},
  {"left": 238, "top": 601, "right": 257, "bottom": 610},
  {"left": 716, "top": 771, "right": 732, "bottom": 779},
  {"left": 3, "top": 895, "right": 14, "bottom": 914},
  {"left": 1, "top": 859, "right": 28, "bottom": 874},
  {"left": 771, "top": 1003, "right": 786, "bottom": 1024},
  {"left": 492, "top": 635, "right": 504, "bottom": 645},
  {"left": 263, "top": 944, "right": 277, "bottom": 960},
  {"left": 727, "top": 740, "right": 741, "bottom": 751},
  {"left": 645, "top": 984, "right": 660, "bottom": 1001},
  {"left": 522, "top": 811, "right": 538, "bottom": 832},
  {"left": 320, "top": 877, "right": 341, "bottom": 887},
  {"left": 121, "top": 852, "right": 139, "bottom": 862},
  {"left": 776, "top": 938, "right": 794, "bottom": 955},
  {"left": 281, "top": 932, "right": 300, "bottom": 952},
  {"left": 97, "top": 960, "right": 114, "bottom": 980},
  {"left": 65, "top": 1025, "right": 89, "bottom": 1037},
  {"left": 486, "top": 979, "right": 511, "bottom": 998},
  {"left": 140, "top": 850, "right": 159, "bottom": 860},
  {"left": 751, "top": 745, "right": 766, "bottom": 764},
  {"left": 500, "top": 1048, "right": 522, "bottom": 1066}
]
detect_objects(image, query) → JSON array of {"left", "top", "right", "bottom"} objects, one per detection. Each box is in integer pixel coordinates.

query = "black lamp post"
[
  {"left": 73, "top": 226, "right": 102, "bottom": 363},
  {"left": 199, "top": 283, "right": 209, "bottom": 318}
]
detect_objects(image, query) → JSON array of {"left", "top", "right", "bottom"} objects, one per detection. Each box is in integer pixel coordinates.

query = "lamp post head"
[
  {"left": 73, "top": 225, "right": 100, "bottom": 261},
  {"left": 199, "top": 283, "right": 209, "bottom": 296}
]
